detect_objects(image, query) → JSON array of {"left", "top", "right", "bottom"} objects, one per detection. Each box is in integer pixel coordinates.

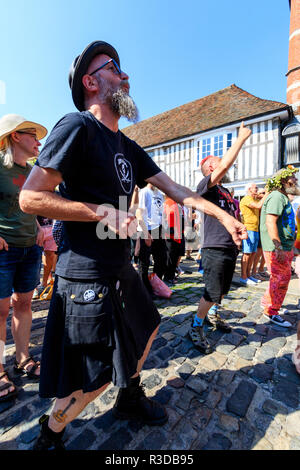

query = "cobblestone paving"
[{"left": 1, "top": 258, "right": 300, "bottom": 450}]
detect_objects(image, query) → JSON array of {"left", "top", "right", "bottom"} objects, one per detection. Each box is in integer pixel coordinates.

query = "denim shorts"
[
  {"left": 0, "top": 245, "right": 42, "bottom": 299},
  {"left": 242, "top": 230, "right": 259, "bottom": 254}
]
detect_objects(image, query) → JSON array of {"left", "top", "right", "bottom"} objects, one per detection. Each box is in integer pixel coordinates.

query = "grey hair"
[
  {"left": 0, "top": 137, "right": 14, "bottom": 169},
  {"left": 245, "top": 182, "right": 257, "bottom": 194}
]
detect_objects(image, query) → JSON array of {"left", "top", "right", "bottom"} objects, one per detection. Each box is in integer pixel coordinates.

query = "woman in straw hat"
[{"left": 0, "top": 114, "right": 47, "bottom": 401}]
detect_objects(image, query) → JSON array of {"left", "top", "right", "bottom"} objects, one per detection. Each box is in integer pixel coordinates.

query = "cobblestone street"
[{"left": 0, "top": 256, "right": 300, "bottom": 451}]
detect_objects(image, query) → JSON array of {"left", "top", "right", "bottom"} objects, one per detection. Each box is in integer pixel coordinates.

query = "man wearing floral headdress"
[{"left": 260, "top": 165, "right": 300, "bottom": 327}]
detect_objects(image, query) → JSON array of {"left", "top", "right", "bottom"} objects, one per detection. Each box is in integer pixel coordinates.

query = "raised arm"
[
  {"left": 146, "top": 171, "right": 247, "bottom": 246},
  {"left": 246, "top": 193, "right": 269, "bottom": 210},
  {"left": 208, "top": 122, "right": 251, "bottom": 188}
]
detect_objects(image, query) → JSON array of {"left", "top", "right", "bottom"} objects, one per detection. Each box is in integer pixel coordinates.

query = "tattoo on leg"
[{"left": 53, "top": 397, "right": 76, "bottom": 423}]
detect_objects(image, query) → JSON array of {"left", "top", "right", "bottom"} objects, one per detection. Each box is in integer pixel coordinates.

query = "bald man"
[{"left": 190, "top": 123, "right": 251, "bottom": 354}]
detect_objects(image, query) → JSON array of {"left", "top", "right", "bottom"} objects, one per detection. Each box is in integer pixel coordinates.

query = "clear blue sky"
[{"left": 0, "top": 0, "right": 290, "bottom": 141}]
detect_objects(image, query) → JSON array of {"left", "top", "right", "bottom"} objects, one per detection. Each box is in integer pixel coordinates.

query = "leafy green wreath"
[{"left": 265, "top": 165, "right": 299, "bottom": 192}]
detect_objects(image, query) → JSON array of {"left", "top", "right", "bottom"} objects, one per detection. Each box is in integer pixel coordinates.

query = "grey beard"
[
  {"left": 285, "top": 185, "right": 300, "bottom": 196},
  {"left": 220, "top": 173, "right": 231, "bottom": 184},
  {"left": 111, "top": 89, "right": 139, "bottom": 123},
  {"left": 96, "top": 76, "right": 139, "bottom": 122}
]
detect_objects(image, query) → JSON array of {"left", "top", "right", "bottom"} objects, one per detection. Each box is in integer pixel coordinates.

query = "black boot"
[
  {"left": 112, "top": 376, "right": 168, "bottom": 426},
  {"left": 32, "top": 414, "right": 66, "bottom": 450}
]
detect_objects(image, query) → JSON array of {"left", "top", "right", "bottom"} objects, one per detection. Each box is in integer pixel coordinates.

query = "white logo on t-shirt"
[{"left": 114, "top": 153, "right": 133, "bottom": 194}]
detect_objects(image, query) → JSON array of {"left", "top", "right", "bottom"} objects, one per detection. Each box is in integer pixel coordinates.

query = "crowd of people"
[{"left": 0, "top": 40, "right": 299, "bottom": 450}]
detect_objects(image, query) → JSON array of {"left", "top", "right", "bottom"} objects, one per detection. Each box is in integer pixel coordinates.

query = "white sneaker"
[
  {"left": 32, "top": 285, "right": 45, "bottom": 300},
  {"left": 263, "top": 314, "right": 292, "bottom": 328}
]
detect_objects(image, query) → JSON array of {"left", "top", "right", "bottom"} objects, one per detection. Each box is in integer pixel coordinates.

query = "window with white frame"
[
  {"left": 202, "top": 138, "right": 211, "bottom": 159},
  {"left": 226, "top": 133, "right": 232, "bottom": 150},
  {"left": 214, "top": 135, "right": 223, "bottom": 157},
  {"left": 197, "top": 142, "right": 200, "bottom": 167}
]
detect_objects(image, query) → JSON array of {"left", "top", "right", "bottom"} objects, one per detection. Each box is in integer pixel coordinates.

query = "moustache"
[{"left": 120, "top": 80, "right": 130, "bottom": 93}]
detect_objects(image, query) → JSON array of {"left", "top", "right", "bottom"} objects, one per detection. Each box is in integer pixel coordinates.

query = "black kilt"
[{"left": 39, "top": 264, "right": 160, "bottom": 398}]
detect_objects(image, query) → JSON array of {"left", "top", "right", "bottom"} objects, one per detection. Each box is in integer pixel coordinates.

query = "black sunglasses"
[{"left": 89, "top": 58, "right": 122, "bottom": 76}]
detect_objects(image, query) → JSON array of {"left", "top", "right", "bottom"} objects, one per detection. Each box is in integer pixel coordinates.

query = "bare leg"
[
  {"left": 247, "top": 252, "right": 256, "bottom": 278},
  {"left": 241, "top": 253, "right": 251, "bottom": 279},
  {"left": 0, "top": 297, "right": 16, "bottom": 397},
  {"left": 133, "top": 325, "right": 159, "bottom": 377},
  {"left": 48, "top": 383, "right": 110, "bottom": 433},
  {"left": 196, "top": 296, "right": 214, "bottom": 320},
  {"left": 251, "top": 248, "right": 262, "bottom": 275},
  {"left": 48, "top": 325, "right": 160, "bottom": 433},
  {"left": 42, "top": 251, "right": 57, "bottom": 286},
  {"left": 258, "top": 254, "right": 265, "bottom": 273},
  {"left": 11, "top": 291, "right": 40, "bottom": 376}
]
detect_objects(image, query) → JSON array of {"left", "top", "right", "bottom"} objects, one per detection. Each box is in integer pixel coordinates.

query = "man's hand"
[
  {"left": 238, "top": 121, "right": 252, "bottom": 141},
  {"left": 274, "top": 248, "right": 285, "bottom": 263},
  {"left": 36, "top": 227, "right": 45, "bottom": 247},
  {"left": 0, "top": 237, "right": 8, "bottom": 251},
  {"left": 219, "top": 214, "right": 248, "bottom": 248},
  {"left": 96, "top": 205, "right": 138, "bottom": 239}
]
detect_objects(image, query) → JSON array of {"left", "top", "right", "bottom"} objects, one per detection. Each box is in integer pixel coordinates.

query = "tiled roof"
[{"left": 122, "top": 84, "right": 290, "bottom": 148}]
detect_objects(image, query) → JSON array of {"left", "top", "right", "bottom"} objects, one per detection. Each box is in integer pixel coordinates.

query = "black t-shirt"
[
  {"left": 36, "top": 111, "right": 161, "bottom": 278},
  {"left": 196, "top": 175, "right": 236, "bottom": 249}
]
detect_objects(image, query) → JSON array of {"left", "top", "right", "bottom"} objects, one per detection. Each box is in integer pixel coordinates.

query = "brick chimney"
[{"left": 287, "top": 0, "right": 300, "bottom": 116}]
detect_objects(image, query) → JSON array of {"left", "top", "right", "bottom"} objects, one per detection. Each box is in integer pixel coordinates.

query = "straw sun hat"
[{"left": 0, "top": 114, "right": 47, "bottom": 151}]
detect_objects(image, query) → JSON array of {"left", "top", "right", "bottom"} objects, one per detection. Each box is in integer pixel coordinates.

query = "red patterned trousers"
[{"left": 261, "top": 250, "right": 294, "bottom": 316}]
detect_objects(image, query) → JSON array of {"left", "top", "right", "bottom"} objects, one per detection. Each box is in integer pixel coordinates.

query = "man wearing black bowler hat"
[{"left": 20, "top": 40, "right": 247, "bottom": 450}]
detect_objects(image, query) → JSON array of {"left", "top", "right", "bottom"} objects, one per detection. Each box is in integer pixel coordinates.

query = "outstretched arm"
[
  {"left": 146, "top": 171, "right": 247, "bottom": 247},
  {"left": 20, "top": 166, "right": 137, "bottom": 238}
]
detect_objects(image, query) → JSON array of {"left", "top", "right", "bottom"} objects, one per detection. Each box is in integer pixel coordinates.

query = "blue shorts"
[
  {"left": 242, "top": 230, "right": 259, "bottom": 254},
  {"left": 0, "top": 245, "right": 42, "bottom": 299}
]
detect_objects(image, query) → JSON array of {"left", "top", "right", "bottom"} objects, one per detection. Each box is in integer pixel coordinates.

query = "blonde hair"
[{"left": 0, "top": 136, "right": 14, "bottom": 169}]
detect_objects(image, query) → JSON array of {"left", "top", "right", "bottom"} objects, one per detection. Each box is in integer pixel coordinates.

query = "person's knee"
[{"left": 11, "top": 293, "right": 33, "bottom": 313}]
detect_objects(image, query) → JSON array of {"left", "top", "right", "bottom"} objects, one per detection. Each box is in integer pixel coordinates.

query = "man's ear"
[
  {"left": 82, "top": 74, "right": 99, "bottom": 92},
  {"left": 208, "top": 162, "right": 214, "bottom": 173}
]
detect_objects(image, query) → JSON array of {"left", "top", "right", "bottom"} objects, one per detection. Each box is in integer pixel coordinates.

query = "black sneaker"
[
  {"left": 112, "top": 376, "right": 168, "bottom": 426},
  {"left": 33, "top": 415, "right": 65, "bottom": 450},
  {"left": 263, "top": 314, "right": 292, "bottom": 328},
  {"left": 205, "top": 314, "right": 231, "bottom": 333},
  {"left": 188, "top": 324, "right": 212, "bottom": 354}
]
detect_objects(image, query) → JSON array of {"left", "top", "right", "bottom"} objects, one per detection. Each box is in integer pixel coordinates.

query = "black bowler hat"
[{"left": 68, "top": 40, "right": 120, "bottom": 111}]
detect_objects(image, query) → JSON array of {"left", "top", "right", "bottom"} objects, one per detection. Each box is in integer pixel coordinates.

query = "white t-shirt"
[{"left": 138, "top": 186, "right": 164, "bottom": 230}]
